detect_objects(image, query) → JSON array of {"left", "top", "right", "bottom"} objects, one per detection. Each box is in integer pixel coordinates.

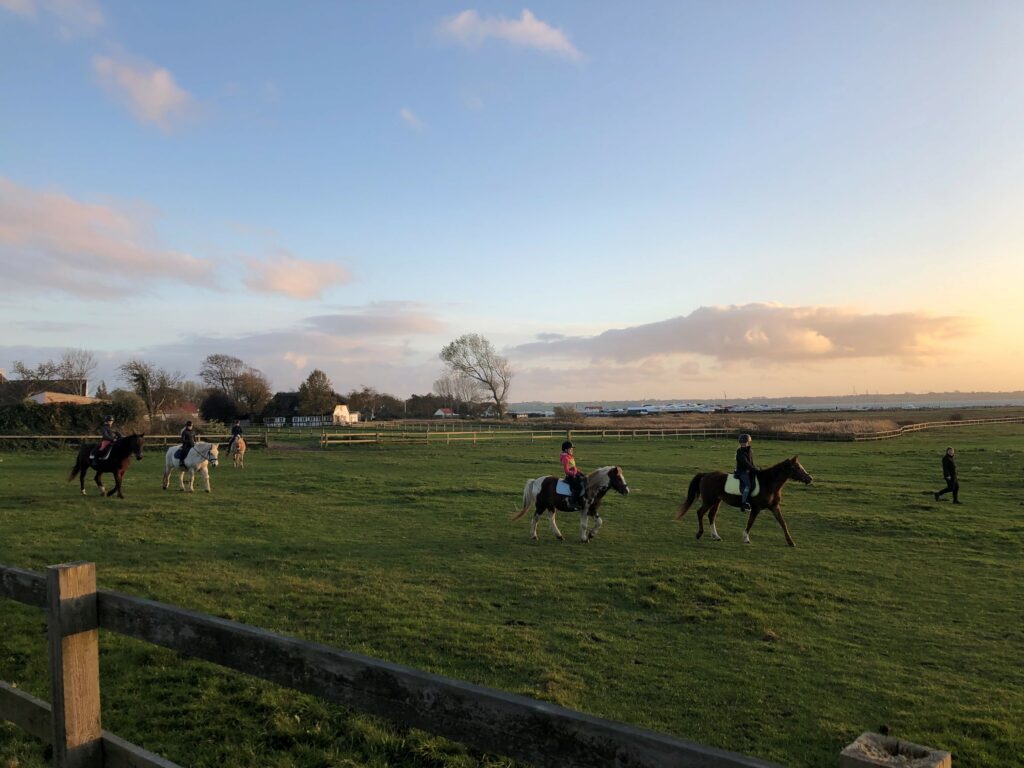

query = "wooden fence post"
[{"left": 47, "top": 561, "right": 102, "bottom": 768}]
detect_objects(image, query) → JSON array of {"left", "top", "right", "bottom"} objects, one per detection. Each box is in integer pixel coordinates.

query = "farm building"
[
  {"left": 332, "top": 404, "right": 360, "bottom": 424},
  {"left": 433, "top": 408, "right": 457, "bottom": 418},
  {"left": 25, "top": 391, "right": 97, "bottom": 405}
]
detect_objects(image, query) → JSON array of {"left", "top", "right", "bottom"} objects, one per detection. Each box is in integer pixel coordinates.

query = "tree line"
[{"left": 6, "top": 334, "right": 515, "bottom": 423}]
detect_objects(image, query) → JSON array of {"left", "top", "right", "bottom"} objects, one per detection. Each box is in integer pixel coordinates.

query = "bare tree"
[
  {"left": 235, "top": 369, "right": 273, "bottom": 417},
  {"left": 432, "top": 371, "right": 484, "bottom": 413},
  {"left": 199, "top": 354, "right": 246, "bottom": 397},
  {"left": 12, "top": 348, "right": 97, "bottom": 393},
  {"left": 119, "top": 360, "right": 184, "bottom": 422},
  {"left": 439, "top": 334, "right": 513, "bottom": 418}
]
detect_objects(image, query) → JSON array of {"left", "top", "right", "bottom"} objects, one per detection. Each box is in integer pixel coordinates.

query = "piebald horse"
[
  {"left": 675, "top": 456, "right": 812, "bottom": 546},
  {"left": 68, "top": 433, "right": 145, "bottom": 498},
  {"left": 513, "top": 466, "right": 630, "bottom": 543},
  {"left": 162, "top": 442, "right": 219, "bottom": 493}
]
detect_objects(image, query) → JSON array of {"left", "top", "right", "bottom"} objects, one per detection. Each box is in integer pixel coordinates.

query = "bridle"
[{"left": 186, "top": 444, "right": 217, "bottom": 464}]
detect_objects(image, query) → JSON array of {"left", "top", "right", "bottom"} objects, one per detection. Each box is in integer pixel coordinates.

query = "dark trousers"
[
  {"left": 738, "top": 471, "right": 755, "bottom": 505},
  {"left": 936, "top": 479, "right": 960, "bottom": 502},
  {"left": 567, "top": 474, "right": 586, "bottom": 504}
]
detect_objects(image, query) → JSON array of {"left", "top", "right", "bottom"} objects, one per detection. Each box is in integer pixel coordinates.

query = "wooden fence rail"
[
  {"left": 0, "top": 432, "right": 269, "bottom": 449},
  {"left": 0, "top": 561, "right": 780, "bottom": 768},
  {"left": 321, "top": 416, "right": 1024, "bottom": 447}
]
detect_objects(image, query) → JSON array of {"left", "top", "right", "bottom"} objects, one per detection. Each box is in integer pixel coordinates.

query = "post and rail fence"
[
  {"left": 320, "top": 416, "right": 1024, "bottom": 448},
  {"left": 0, "top": 432, "right": 269, "bottom": 450},
  {"left": 0, "top": 561, "right": 780, "bottom": 768}
]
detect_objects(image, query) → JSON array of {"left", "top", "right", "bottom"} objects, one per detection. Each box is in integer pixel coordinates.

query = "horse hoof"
[
  {"left": 557, "top": 535, "right": 564, "bottom": 541},
  {"left": 530, "top": 535, "right": 538, "bottom": 541},
  {"left": 80, "top": 490, "right": 86, "bottom": 496}
]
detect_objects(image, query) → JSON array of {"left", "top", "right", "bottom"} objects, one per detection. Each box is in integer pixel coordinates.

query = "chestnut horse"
[
  {"left": 68, "top": 433, "right": 145, "bottom": 498},
  {"left": 512, "top": 466, "right": 630, "bottom": 543},
  {"left": 675, "top": 456, "right": 812, "bottom": 546}
]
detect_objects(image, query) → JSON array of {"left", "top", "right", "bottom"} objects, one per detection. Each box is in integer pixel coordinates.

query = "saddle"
[
  {"left": 174, "top": 447, "right": 188, "bottom": 461},
  {"left": 724, "top": 474, "right": 760, "bottom": 496},
  {"left": 88, "top": 445, "right": 113, "bottom": 468},
  {"left": 555, "top": 479, "right": 573, "bottom": 496}
]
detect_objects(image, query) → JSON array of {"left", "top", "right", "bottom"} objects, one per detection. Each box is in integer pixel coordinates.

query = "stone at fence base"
[{"left": 840, "top": 732, "right": 951, "bottom": 768}]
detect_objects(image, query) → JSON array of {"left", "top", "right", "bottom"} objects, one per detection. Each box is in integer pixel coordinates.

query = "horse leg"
[
  {"left": 548, "top": 511, "right": 564, "bottom": 541},
  {"left": 187, "top": 469, "right": 196, "bottom": 493},
  {"left": 769, "top": 505, "right": 796, "bottom": 547},
  {"left": 115, "top": 468, "right": 126, "bottom": 498},
  {"left": 696, "top": 503, "right": 710, "bottom": 539},
  {"left": 579, "top": 510, "right": 589, "bottom": 543},
  {"left": 530, "top": 512, "right": 541, "bottom": 540},
  {"left": 94, "top": 471, "right": 105, "bottom": 496},
  {"left": 743, "top": 507, "right": 762, "bottom": 544},
  {"left": 708, "top": 501, "right": 723, "bottom": 541},
  {"left": 162, "top": 466, "right": 171, "bottom": 490},
  {"left": 202, "top": 466, "right": 211, "bottom": 493},
  {"left": 178, "top": 468, "right": 186, "bottom": 492},
  {"left": 588, "top": 513, "right": 603, "bottom": 541},
  {"left": 79, "top": 464, "right": 88, "bottom": 495}
]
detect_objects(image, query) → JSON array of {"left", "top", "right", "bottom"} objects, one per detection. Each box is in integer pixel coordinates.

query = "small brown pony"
[
  {"left": 512, "top": 466, "right": 630, "bottom": 543},
  {"left": 68, "top": 433, "right": 145, "bottom": 498},
  {"left": 675, "top": 456, "right": 812, "bottom": 546},
  {"left": 229, "top": 436, "right": 246, "bottom": 467}
]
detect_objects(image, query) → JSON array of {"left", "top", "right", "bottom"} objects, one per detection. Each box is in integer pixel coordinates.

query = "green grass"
[{"left": 1, "top": 427, "right": 1022, "bottom": 767}]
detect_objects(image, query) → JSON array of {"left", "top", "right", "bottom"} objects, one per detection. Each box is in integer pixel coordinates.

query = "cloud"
[
  {"left": 437, "top": 9, "right": 583, "bottom": 62},
  {"left": 399, "top": 107, "right": 425, "bottom": 131},
  {"left": 514, "top": 303, "right": 972, "bottom": 364},
  {"left": 244, "top": 250, "right": 352, "bottom": 299},
  {"left": 0, "top": 176, "right": 214, "bottom": 297},
  {"left": 306, "top": 302, "right": 444, "bottom": 336},
  {"left": 93, "top": 54, "right": 196, "bottom": 131},
  {"left": 1, "top": 0, "right": 103, "bottom": 37}
]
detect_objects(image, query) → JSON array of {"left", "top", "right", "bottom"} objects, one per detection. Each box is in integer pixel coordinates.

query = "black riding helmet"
[
  {"left": 185, "top": 420, "right": 193, "bottom": 427},
  {"left": 104, "top": 415, "right": 114, "bottom": 423},
  {"left": 561, "top": 440, "right": 573, "bottom": 451}
]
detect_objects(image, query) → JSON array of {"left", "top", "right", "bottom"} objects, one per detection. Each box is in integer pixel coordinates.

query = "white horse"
[
  {"left": 162, "top": 441, "right": 219, "bottom": 493},
  {"left": 229, "top": 435, "right": 246, "bottom": 468},
  {"left": 512, "top": 466, "right": 629, "bottom": 543}
]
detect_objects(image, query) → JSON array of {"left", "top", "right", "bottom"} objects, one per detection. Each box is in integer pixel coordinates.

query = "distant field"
[{"left": 1, "top": 425, "right": 1022, "bottom": 767}]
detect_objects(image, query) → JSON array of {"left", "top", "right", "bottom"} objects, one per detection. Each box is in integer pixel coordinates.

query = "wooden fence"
[
  {"left": 0, "top": 561, "right": 780, "bottom": 768},
  {"left": 321, "top": 416, "right": 1024, "bottom": 447},
  {"left": 0, "top": 432, "right": 269, "bottom": 450}
]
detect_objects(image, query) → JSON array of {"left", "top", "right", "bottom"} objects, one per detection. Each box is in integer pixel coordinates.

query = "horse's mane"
[{"left": 586, "top": 466, "right": 618, "bottom": 488}]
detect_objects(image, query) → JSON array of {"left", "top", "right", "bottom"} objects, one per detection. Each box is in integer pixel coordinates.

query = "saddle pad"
[
  {"left": 174, "top": 448, "right": 185, "bottom": 460},
  {"left": 555, "top": 479, "right": 572, "bottom": 496},
  {"left": 724, "top": 474, "right": 759, "bottom": 496}
]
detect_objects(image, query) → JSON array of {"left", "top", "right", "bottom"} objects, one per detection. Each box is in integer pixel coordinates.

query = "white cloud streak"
[
  {"left": 0, "top": 176, "right": 214, "bottom": 297},
  {"left": 437, "top": 9, "right": 583, "bottom": 62},
  {"left": 399, "top": 107, "right": 425, "bottom": 131},
  {"left": 1, "top": 0, "right": 103, "bottom": 37},
  {"left": 93, "top": 54, "right": 196, "bottom": 131}
]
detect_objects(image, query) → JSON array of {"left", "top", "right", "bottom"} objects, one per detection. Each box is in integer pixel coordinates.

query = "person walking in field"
[
  {"left": 934, "top": 447, "right": 961, "bottom": 504},
  {"left": 560, "top": 440, "right": 587, "bottom": 511},
  {"left": 736, "top": 433, "right": 757, "bottom": 512}
]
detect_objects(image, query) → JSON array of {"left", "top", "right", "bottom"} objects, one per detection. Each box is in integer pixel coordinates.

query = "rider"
[
  {"left": 227, "top": 419, "right": 243, "bottom": 454},
  {"left": 560, "top": 439, "right": 587, "bottom": 511},
  {"left": 94, "top": 415, "right": 121, "bottom": 461},
  {"left": 736, "top": 433, "right": 757, "bottom": 512},
  {"left": 179, "top": 420, "right": 196, "bottom": 469}
]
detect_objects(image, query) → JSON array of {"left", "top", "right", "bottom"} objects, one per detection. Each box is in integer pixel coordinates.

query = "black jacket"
[
  {"left": 736, "top": 446, "right": 756, "bottom": 475},
  {"left": 180, "top": 427, "right": 195, "bottom": 450},
  {"left": 101, "top": 425, "right": 121, "bottom": 442},
  {"left": 231, "top": 425, "right": 243, "bottom": 437},
  {"left": 942, "top": 454, "right": 957, "bottom": 481}
]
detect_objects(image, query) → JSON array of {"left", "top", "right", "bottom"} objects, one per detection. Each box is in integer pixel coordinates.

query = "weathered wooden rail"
[
  {"left": 321, "top": 416, "right": 1023, "bottom": 447},
  {"left": 0, "top": 561, "right": 781, "bottom": 768},
  {"left": 0, "top": 432, "right": 268, "bottom": 450}
]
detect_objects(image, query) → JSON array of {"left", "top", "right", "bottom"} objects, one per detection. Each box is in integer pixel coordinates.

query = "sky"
[{"left": 2, "top": 0, "right": 1023, "bottom": 402}]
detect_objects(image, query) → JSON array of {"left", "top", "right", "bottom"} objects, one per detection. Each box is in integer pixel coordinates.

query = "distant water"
[{"left": 788, "top": 398, "right": 1024, "bottom": 411}]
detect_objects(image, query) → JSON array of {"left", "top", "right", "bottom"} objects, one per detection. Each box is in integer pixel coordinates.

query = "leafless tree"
[
  {"left": 439, "top": 334, "right": 513, "bottom": 418},
  {"left": 12, "top": 348, "right": 97, "bottom": 393},
  {"left": 432, "top": 371, "right": 484, "bottom": 413},
  {"left": 119, "top": 360, "right": 184, "bottom": 422},
  {"left": 199, "top": 354, "right": 246, "bottom": 397}
]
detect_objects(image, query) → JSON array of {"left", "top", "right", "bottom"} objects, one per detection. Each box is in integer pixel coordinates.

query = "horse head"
[
  {"left": 786, "top": 455, "right": 812, "bottom": 485},
  {"left": 130, "top": 433, "right": 145, "bottom": 460},
  {"left": 606, "top": 466, "right": 630, "bottom": 496},
  {"left": 208, "top": 444, "right": 219, "bottom": 468}
]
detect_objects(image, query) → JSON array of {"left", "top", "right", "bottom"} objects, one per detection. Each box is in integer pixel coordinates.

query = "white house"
[
  {"left": 332, "top": 404, "right": 360, "bottom": 424},
  {"left": 433, "top": 408, "right": 457, "bottom": 418}
]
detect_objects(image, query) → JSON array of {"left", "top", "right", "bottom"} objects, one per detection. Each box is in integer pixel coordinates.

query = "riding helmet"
[
  {"left": 561, "top": 440, "right": 573, "bottom": 451},
  {"left": 186, "top": 420, "right": 193, "bottom": 427},
  {"left": 738, "top": 433, "right": 751, "bottom": 444},
  {"left": 104, "top": 415, "right": 114, "bottom": 423}
]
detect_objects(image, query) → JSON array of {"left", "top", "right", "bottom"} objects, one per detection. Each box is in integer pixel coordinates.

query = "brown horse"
[
  {"left": 68, "top": 433, "right": 145, "bottom": 498},
  {"left": 512, "top": 466, "right": 630, "bottom": 542},
  {"left": 675, "top": 456, "right": 812, "bottom": 546}
]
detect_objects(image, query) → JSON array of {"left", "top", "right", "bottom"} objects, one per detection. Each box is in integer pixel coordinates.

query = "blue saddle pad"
[
  {"left": 555, "top": 479, "right": 572, "bottom": 495},
  {"left": 174, "top": 448, "right": 185, "bottom": 460}
]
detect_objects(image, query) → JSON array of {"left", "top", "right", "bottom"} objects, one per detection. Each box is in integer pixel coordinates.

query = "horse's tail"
[
  {"left": 512, "top": 478, "right": 538, "bottom": 521},
  {"left": 67, "top": 450, "right": 84, "bottom": 482},
  {"left": 675, "top": 473, "right": 703, "bottom": 520}
]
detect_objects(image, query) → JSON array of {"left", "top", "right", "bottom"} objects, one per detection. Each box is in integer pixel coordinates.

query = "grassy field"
[{"left": 1, "top": 426, "right": 1022, "bottom": 767}]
